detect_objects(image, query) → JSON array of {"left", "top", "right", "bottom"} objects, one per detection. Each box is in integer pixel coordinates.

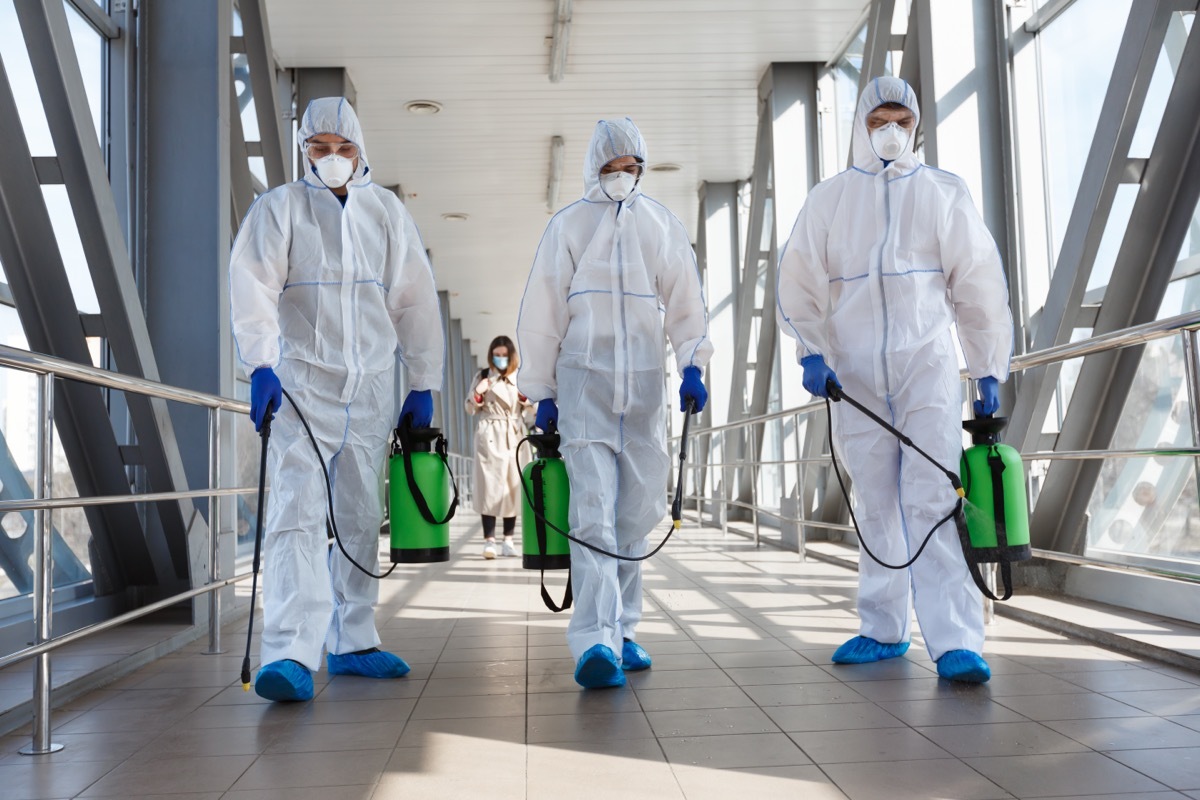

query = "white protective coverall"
[
  {"left": 776, "top": 78, "right": 1013, "bottom": 660},
  {"left": 517, "top": 118, "right": 713, "bottom": 662},
  {"left": 230, "top": 97, "right": 444, "bottom": 671},
  {"left": 466, "top": 368, "right": 532, "bottom": 518}
]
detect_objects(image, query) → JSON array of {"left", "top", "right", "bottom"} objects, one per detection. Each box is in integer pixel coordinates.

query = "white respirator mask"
[
  {"left": 870, "top": 122, "right": 911, "bottom": 162},
  {"left": 601, "top": 171, "right": 638, "bottom": 202},
  {"left": 312, "top": 154, "right": 355, "bottom": 188}
]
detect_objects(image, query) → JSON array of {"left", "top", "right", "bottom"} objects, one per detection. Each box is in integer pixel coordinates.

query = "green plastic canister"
[
  {"left": 958, "top": 415, "right": 1032, "bottom": 601},
  {"left": 521, "top": 432, "right": 572, "bottom": 571},
  {"left": 389, "top": 425, "right": 455, "bottom": 563}
]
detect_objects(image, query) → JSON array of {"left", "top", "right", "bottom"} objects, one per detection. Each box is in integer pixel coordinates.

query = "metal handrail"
[
  {"left": 0, "top": 571, "right": 256, "bottom": 671},
  {"left": 0, "top": 344, "right": 255, "bottom": 755},
  {"left": 0, "top": 343, "right": 250, "bottom": 413},
  {"left": 672, "top": 309, "right": 1200, "bottom": 587},
  {"left": 682, "top": 310, "right": 1200, "bottom": 438}
]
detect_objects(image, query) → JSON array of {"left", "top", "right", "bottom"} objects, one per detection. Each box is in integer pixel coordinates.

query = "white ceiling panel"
[{"left": 265, "top": 0, "right": 866, "bottom": 361}]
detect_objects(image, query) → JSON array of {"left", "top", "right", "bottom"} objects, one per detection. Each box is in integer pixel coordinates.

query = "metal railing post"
[
  {"left": 21, "top": 372, "right": 62, "bottom": 755},
  {"left": 751, "top": 424, "right": 760, "bottom": 548},
  {"left": 1181, "top": 329, "right": 1200, "bottom": 507},
  {"left": 204, "top": 407, "right": 224, "bottom": 654},
  {"left": 794, "top": 411, "right": 806, "bottom": 562}
]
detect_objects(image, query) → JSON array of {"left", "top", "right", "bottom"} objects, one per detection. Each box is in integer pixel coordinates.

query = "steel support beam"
[
  {"left": 0, "top": 54, "right": 155, "bottom": 590},
  {"left": 728, "top": 64, "right": 820, "bottom": 509},
  {"left": 19, "top": 0, "right": 206, "bottom": 591},
  {"left": 1007, "top": 4, "right": 1178, "bottom": 470},
  {"left": 899, "top": 0, "right": 938, "bottom": 166},
  {"left": 1029, "top": 13, "right": 1200, "bottom": 554},
  {"left": 140, "top": 0, "right": 237, "bottom": 592},
  {"left": 857, "top": 0, "right": 897, "bottom": 99},
  {"left": 237, "top": 0, "right": 288, "bottom": 188}
]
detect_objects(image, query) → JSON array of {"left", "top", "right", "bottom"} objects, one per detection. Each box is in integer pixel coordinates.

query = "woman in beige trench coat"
[{"left": 466, "top": 335, "right": 534, "bottom": 559}]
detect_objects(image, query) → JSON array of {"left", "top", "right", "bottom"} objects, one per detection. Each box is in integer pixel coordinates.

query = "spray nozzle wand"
[
  {"left": 241, "top": 399, "right": 276, "bottom": 691},
  {"left": 672, "top": 398, "right": 697, "bottom": 530}
]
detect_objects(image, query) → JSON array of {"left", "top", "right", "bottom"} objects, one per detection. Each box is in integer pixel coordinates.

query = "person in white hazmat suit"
[
  {"left": 517, "top": 118, "right": 713, "bottom": 689},
  {"left": 230, "top": 97, "right": 444, "bottom": 702},
  {"left": 776, "top": 78, "right": 1013, "bottom": 683}
]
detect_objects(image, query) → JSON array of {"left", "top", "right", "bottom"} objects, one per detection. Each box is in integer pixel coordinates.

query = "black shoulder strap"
[
  {"left": 400, "top": 429, "right": 459, "bottom": 526},
  {"left": 532, "top": 460, "right": 572, "bottom": 612}
]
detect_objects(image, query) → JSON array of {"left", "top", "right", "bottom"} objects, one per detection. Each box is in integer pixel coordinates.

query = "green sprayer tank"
[
  {"left": 958, "top": 414, "right": 1031, "bottom": 601},
  {"left": 521, "top": 431, "right": 572, "bottom": 571},
  {"left": 389, "top": 425, "right": 457, "bottom": 563}
]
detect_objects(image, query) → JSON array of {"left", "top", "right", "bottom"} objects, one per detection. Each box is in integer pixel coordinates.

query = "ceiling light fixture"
[
  {"left": 404, "top": 100, "right": 443, "bottom": 115},
  {"left": 649, "top": 162, "right": 683, "bottom": 173},
  {"left": 546, "top": 135, "right": 565, "bottom": 211},
  {"left": 548, "top": 0, "right": 573, "bottom": 83},
  {"left": 441, "top": 212, "right": 468, "bottom": 222}
]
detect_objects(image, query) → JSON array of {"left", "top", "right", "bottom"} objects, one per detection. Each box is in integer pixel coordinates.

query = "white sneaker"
[
  {"left": 483, "top": 541, "right": 497, "bottom": 560},
  {"left": 501, "top": 539, "right": 518, "bottom": 557}
]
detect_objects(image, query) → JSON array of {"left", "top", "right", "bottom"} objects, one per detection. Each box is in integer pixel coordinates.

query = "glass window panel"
[
  {"left": 1084, "top": 337, "right": 1200, "bottom": 573},
  {"left": 0, "top": 345, "right": 93, "bottom": 601},
  {"left": 41, "top": 185, "right": 101, "bottom": 314},
  {"left": 1086, "top": 183, "right": 1137, "bottom": 292},
  {"left": 0, "top": 0, "right": 55, "bottom": 156},
  {"left": 1127, "top": 21, "right": 1181, "bottom": 159},
  {"left": 63, "top": 0, "right": 103, "bottom": 146},
  {"left": 1038, "top": 0, "right": 1133, "bottom": 263}
]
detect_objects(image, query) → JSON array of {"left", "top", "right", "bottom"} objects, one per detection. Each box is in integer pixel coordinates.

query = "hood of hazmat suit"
[
  {"left": 297, "top": 95, "right": 372, "bottom": 188},
  {"left": 774, "top": 77, "right": 1013, "bottom": 663},
  {"left": 516, "top": 118, "right": 713, "bottom": 664},
  {"left": 229, "top": 96, "right": 444, "bottom": 671}
]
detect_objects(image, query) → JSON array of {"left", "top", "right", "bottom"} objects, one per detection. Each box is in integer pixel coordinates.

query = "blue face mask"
[{"left": 493, "top": 355, "right": 509, "bottom": 370}]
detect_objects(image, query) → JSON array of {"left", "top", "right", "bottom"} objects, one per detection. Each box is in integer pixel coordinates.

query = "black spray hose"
[
  {"left": 282, "top": 388, "right": 397, "bottom": 581},
  {"left": 518, "top": 398, "right": 697, "bottom": 562},
  {"left": 241, "top": 406, "right": 272, "bottom": 691},
  {"left": 823, "top": 379, "right": 964, "bottom": 571}
]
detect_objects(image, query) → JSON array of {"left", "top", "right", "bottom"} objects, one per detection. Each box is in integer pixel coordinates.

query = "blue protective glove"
[
  {"left": 536, "top": 398, "right": 559, "bottom": 432},
  {"left": 974, "top": 376, "right": 1000, "bottom": 417},
  {"left": 679, "top": 366, "right": 707, "bottom": 413},
  {"left": 399, "top": 389, "right": 433, "bottom": 428},
  {"left": 249, "top": 367, "right": 282, "bottom": 433},
  {"left": 801, "top": 354, "right": 840, "bottom": 398}
]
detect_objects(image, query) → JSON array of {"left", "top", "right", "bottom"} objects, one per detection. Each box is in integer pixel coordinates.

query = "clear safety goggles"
[
  {"left": 600, "top": 159, "right": 644, "bottom": 177},
  {"left": 304, "top": 141, "right": 359, "bottom": 160}
]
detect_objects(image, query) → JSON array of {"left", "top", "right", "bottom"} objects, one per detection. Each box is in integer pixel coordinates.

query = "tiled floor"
[{"left": 2, "top": 517, "right": 1200, "bottom": 799}]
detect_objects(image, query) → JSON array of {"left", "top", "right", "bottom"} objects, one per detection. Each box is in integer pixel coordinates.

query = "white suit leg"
[
  {"left": 260, "top": 402, "right": 335, "bottom": 672},
  {"left": 832, "top": 373, "right": 913, "bottom": 646},
  {"left": 615, "top": 435, "right": 668, "bottom": 643},
  {"left": 563, "top": 442, "right": 621, "bottom": 662},
  {"left": 893, "top": 355, "right": 984, "bottom": 661},
  {"left": 326, "top": 375, "right": 391, "bottom": 656}
]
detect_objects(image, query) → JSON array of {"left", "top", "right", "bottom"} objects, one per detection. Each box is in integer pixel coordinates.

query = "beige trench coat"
[{"left": 466, "top": 369, "right": 533, "bottom": 517}]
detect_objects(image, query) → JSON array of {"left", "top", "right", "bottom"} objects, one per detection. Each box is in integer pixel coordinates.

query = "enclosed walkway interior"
[{"left": 3, "top": 517, "right": 1199, "bottom": 799}]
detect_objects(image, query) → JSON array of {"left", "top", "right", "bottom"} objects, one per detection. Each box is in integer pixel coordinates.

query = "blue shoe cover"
[
  {"left": 327, "top": 648, "right": 411, "bottom": 679},
  {"left": 621, "top": 639, "right": 652, "bottom": 671},
  {"left": 255, "top": 659, "right": 313, "bottom": 702},
  {"left": 574, "top": 644, "right": 626, "bottom": 689},
  {"left": 937, "top": 650, "right": 991, "bottom": 683},
  {"left": 831, "top": 635, "right": 910, "bottom": 664}
]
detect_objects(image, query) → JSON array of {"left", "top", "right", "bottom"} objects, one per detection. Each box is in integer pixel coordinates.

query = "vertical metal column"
[
  {"left": 1182, "top": 329, "right": 1200, "bottom": 512},
  {"left": 205, "top": 407, "right": 224, "bottom": 654},
  {"left": 20, "top": 373, "right": 63, "bottom": 756}
]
